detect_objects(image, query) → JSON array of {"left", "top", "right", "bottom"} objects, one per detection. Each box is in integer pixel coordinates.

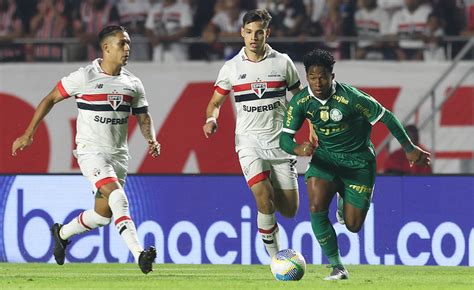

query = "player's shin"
[
  {"left": 108, "top": 188, "right": 143, "bottom": 262},
  {"left": 310, "top": 211, "right": 343, "bottom": 267},
  {"left": 257, "top": 212, "right": 280, "bottom": 257},
  {"left": 60, "top": 209, "right": 111, "bottom": 240}
]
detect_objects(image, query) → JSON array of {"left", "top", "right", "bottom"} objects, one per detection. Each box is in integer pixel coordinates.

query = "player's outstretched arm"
[
  {"left": 136, "top": 112, "right": 160, "bottom": 158},
  {"left": 12, "top": 86, "right": 64, "bottom": 156},
  {"left": 203, "top": 90, "right": 227, "bottom": 138}
]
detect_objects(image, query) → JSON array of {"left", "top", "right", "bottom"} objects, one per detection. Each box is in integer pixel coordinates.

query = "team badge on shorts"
[
  {"left": 251, "top": 81, "right": 267, "bottom": 98},
  {"left": 330, "top": 108, "right": 343, "bottom": 121},
  {"left": 108, "top": 94, "right": 123, "bottom": 110}
]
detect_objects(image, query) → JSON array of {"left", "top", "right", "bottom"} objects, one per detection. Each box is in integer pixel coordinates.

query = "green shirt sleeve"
[
  {"left": 280, "top": 94, "right": 307, "bottom": 155},
  {"left": 351, "top": 87, "right": 385, "bottom": 125}
]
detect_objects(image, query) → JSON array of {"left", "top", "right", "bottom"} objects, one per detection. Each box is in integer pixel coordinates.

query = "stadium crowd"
[{"left": 0, "top": 0, "right": 472, "bottom": 62}]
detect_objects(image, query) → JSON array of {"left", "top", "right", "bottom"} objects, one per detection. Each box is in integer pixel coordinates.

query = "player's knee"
[
  {"left": 345, "top": 222, "right": 363, "bottom": 233},
  {"left": 279, "top": 206, "right": 298, "bottom": 218},
  {"left": 93, "top": 211, "right": 112, "bottom": 227},
  {"left": 108, "top": 188, "right": 129, "bottom": 208}
]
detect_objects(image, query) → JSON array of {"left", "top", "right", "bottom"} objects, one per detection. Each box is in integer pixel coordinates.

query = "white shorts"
[
  {"left": 238, "top": 147, "right": 298, "bottom": 190},
  {"left": 76, "top": 152, "right": 129, "bottom": 192}
]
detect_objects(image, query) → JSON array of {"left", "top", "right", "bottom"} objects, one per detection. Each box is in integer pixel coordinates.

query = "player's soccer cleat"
[
  {"left": 336, "top": 193, "right": 345, "bottom": 225},
  {"left": 51, "top": 223, "right": 70, "bottom": 265},
  {"left": 138, "top": 246, "right": 157, "bottom": 274},
  {"left": 324, "top": 265, "right": 349, "bottom": 281}
]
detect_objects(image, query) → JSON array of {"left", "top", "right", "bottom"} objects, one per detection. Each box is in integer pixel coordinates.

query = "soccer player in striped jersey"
[
  {"left": 12, "top": 25, "right": 158, "bottom": 274},
  {"left": 203, "top": 9, "right": 303, "bottom": 258},
  {"left": 280, "top": 48, "right": 431, "bottom": 280}
]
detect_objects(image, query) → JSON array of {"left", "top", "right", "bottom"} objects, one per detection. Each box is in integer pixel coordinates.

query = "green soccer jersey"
[{"left": 283, "top": 82, "right": 385, "bottom": 153}]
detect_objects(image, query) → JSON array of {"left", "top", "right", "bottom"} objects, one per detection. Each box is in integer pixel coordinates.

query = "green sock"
[{"left": 311, "top": 211, "right": 342, "bottom": 267}]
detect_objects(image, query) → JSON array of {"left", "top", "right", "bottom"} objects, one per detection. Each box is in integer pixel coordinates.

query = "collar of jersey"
[
  {"left": 92, "top": 58, "right": 122, "bottom": 75},
  {"left": 240, "top": 44, "right": 273, "bottom": 62},
  {"left": 307, "top": 81, "right": 337, "bottom": 105}
]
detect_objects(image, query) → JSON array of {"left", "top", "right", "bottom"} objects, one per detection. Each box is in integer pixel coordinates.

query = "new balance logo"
[
  {"left": 95, "top": 84, "right": 103, "bottom": 89},
  {"left": 238, "top": 74, "right": 247, "bottom": 80}
]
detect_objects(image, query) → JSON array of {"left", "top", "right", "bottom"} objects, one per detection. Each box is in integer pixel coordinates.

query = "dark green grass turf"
[{"left": 0, "top": 263, "right": 472, "bottom": 289}]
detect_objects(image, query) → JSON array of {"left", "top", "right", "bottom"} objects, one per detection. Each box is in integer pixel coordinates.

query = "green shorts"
[{"left": 304, "top": 147, "right": 376, "bottom": 210}]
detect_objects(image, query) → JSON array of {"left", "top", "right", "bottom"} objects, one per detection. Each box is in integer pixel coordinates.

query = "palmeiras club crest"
[
  {"left": 251, "top": 80, "right": 267, "bottom": 98},
  {"left": 108, "top": 94, "right": 123, "bottom": 110}
]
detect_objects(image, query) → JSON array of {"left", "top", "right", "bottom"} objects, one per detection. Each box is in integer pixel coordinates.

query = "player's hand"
[
  {"left": 294, "top": 142, "right": 316, "bottom": 157},
  {"left": 406, "top": 146, "right": 431, "bottom": 167},
  {"left": 12, "top": 134, "right": 33, "bottom": 156},
  {"left": 203, "top": 121, "right": 217, "bottom": 138},
  {"left": 148, "top": 140, "right": 160, "bottom": 158}
]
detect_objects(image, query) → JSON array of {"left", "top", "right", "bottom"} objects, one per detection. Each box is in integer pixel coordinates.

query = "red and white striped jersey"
[
  {"left": 390, "top": 4, "right": 432, "bottom": 49},
  {"left": 215, "top": 45, "right": 301, "bottom": 151},
  {"left": 57, "top": 59, "right": 149, "bottom": 154}
]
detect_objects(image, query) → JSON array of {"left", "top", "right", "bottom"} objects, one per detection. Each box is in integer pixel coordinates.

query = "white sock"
[
  {"left": 60, "top": 209, "right": 111, "bottom": 240},
  {"left": 108, "top": 189, "right": 143, "bottom": 262},
  {"left": 257, "top": 211, "right": 280, "bottom": 257}
]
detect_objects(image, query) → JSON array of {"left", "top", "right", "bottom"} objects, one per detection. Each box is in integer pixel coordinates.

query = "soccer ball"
[{"left": 270, "top": 249, "right": 306, "bottom": 281}]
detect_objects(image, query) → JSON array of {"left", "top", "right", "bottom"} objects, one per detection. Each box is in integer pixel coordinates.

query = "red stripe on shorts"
[
  {"left": 95, "top": 177, "right": 118, "bottom": 189},
  {"left": 247, "top": 170, "right": 270, "bottom": 187},
  {"left": 115, "top": 215, "right": 132, "bottom": 225}
]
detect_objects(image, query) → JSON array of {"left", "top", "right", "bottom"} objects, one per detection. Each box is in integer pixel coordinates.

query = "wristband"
[{"left": 206, "top": 117, "right": 217, "bottom": 124}]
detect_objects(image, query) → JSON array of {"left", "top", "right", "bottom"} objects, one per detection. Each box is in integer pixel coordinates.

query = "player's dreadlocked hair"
[
  {"left": 242, "top": 9, "right": 272, "bottom": 28},
  {"left": 303, "top": 49, "right": 336, "bottom": 73},
  {"left": 98, "top": 25, "right": 127, "bottom": 45}
]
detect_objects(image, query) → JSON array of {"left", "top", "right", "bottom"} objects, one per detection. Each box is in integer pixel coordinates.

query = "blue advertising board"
[{"left": 0, "top": 175, "right": 472, "bottom": 266}]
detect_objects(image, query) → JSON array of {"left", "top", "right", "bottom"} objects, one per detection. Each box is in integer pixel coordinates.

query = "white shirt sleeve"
[
  {"left": 132, "top": 78, "right": 149, "bottom": 114},
  {"left": 284, "top": 54, "right": 301, "bottom": 90},
  {"left": 214, "top": 62, "right": 232, "bottom": 94},
  {"left": 58, "top": 68, "right": 85, "bottom": 98}
]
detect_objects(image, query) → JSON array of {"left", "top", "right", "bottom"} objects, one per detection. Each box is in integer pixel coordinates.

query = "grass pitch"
[{"left": 0, "top": 263, "right": 472, "bottom": 289}]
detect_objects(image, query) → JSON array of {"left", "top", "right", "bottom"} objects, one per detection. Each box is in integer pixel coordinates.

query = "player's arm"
[
  {"left": 379, "top": 111, "right": 430, "bottom": 167},
  {"left": 203, "top": 90, "right": 227, "bottom": 138},
  {"left": 12, "top": 86, "right": 64, "bottom": 156},
  {"left": 280, "top": 103, "right": 315, "bottom": 157},
  {"left": 136, "top": 112, "right": 160, "bottom": 158},
  {"left": 289, "top": 87, "right": 316, "bottom": 143}
]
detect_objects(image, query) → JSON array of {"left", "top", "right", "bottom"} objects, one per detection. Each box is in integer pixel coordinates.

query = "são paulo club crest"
[
  {"left": 251, "top": 80, "right": 267, "bottom": 98},
  {"left": 108, "top": 94, "right": 123, "bottom": 110}
]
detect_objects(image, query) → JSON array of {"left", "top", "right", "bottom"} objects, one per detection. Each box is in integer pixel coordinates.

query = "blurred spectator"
[
  {"left": 377, "top": 0, "right": 404, "bottom": 16},
  {"left": 354, "top": 0, "right": 391, "bottom": 59},
  {"left": 320, "top": 0, "right": 344, "bottom": 59},
  {"left": 430, "top": 0, "right": 467, "bottom": 59},
  {"left": 73, "top": 0, "right": 120, "bottom": 61},
  {"left": 117, "top": 0, "right": 150, "bottom": 60},
  {"left": 188, "top": 0, "right": 215, "bottom": 60},
  {"left": 384, "top": 124, "right": 432, "bottom": 175},
  {"left": 422, "top": 12, "right": 445, "bottom": 61},
  {"left": 271, "top": 0, "right": 307, "bottom": 37},
  {"left": 202, "top": 0, "right": 246, "bottom": 60},
  {"left": 0, "top": 0, "right": 24, "bottom": 62},
  {"left": 27, "top": 0, "right": 68, "bottom": 62},
  {"left": 267, "top": 0, "right": 307, "bottom": 60},
  {"left": 303, "top": 0, "right": 327, "bottom": 37},
  {"left": 145, "top": 0, "right": 193, "bottom": 62},
  {"left": 389, "top": 0, "right": 432, "bottom": 60}
]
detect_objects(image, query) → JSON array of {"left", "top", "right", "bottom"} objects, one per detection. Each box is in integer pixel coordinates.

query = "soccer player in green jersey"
[{"left": 279, "top": 49, "right": 431, "bottom": 280}]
